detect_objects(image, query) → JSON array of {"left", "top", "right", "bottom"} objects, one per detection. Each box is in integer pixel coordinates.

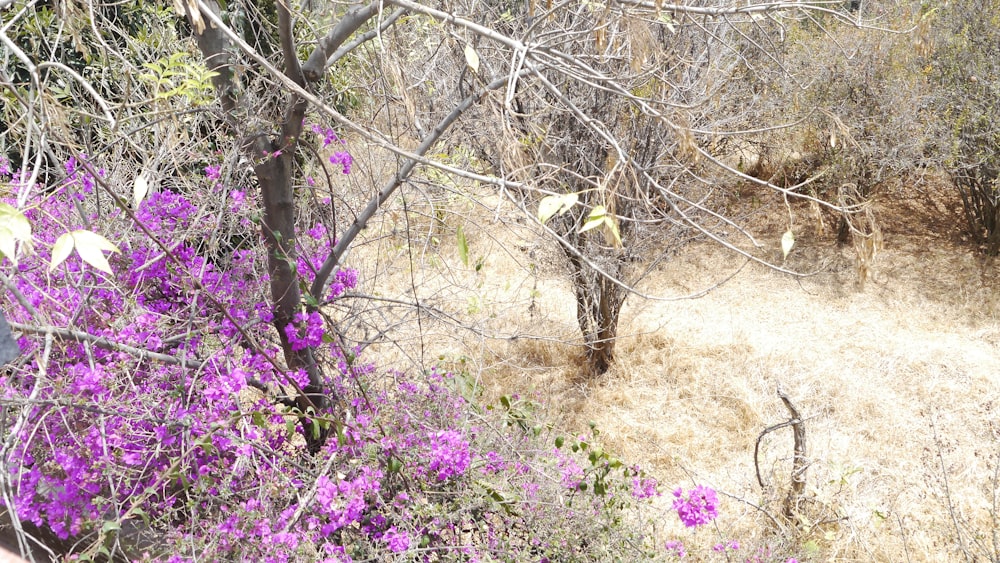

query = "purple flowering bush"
[{"left": 0, "top": 146, "right": 666, "bottom": 561}]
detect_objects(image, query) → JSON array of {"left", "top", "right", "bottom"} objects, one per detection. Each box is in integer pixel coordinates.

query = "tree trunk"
[
  {"left": 188, "top": 0, "right": 333, "bottom": 452},
  {"left": 563, "top": 230, "right": 627, "bottom": 377},
  {"left": 253, "top": 140, "right": 331, "bottom": 453}
]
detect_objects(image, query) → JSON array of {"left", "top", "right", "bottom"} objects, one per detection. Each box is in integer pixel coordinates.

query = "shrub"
[
  {"left": 930, "top": 0, "right": 1000, "bottom": 253},
  {"left": 0, "top": 150, "right": 662, "bottom": 561}
]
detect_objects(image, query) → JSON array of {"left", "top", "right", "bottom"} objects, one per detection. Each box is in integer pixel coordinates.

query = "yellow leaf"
[
  {"left": 781, "top": 229, "right": 795, "bottom": 259},
  {"left": 0, "top": 226, "right": 15, "bottom": 265},
  {"left": 50, "top": 233, "right": 75, "bottom": 271},
  {"left": 464, "top": 43, "right": 480, "bottom": 74}
]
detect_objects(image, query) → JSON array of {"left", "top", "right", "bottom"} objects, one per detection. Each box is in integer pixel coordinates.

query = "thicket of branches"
[{"left": 1, "top": 0, "right": 996, "bottom": 560}]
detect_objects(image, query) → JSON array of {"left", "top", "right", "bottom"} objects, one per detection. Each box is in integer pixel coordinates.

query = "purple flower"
[
  {"left": 631, "top": 471, "right": 659, "bottom": 499},
  {"left": 672, "top": 485, "right": 718, "bottom": 528},
  {"left": 311, "top": 124, "right": 340, "bottom": 147},
  {"left": 425, "top": 430, "right": 471, "bottom": 481},
  {"left": 307, "top": 223, "right": 327, "bottom": 240},
  {"left": 383, "top": 527, "right": 410, "bottom": 553},
  {"left": 284, "top": 311, "right": 325, "bottom": 351},
  {"left": 204, "top": 165, "right": 221, "bottom": 180},
  {"left": 713, "top": 540, "right": 739, "bottom": 552},
  {"left": 665, "top": 540, "right": 686, "bottom": 558},
  {"left": 329, "top": 151, "right": 353, "bottom": 175}
]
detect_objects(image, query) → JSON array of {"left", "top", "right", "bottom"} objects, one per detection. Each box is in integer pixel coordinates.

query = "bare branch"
[
  {"left": 301, "top": 2, "right": 385, "bottom": 82},
  {"left": 8, "top": 322, "right": 206, "bottom": 370},
  {"left": 310, "top": 71, "right": 522, "bottom": 300}
]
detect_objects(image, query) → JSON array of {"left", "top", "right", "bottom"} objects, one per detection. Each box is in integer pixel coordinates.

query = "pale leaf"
[
  {"left": 781, "top": 229, "right": 795, "bottom": 259},
  {"left": 74, "top": 240, "right": 113, "bottom": 274},
  {"left": 0, "top": 226, "right": 15, "bottom": 265},
  {"left": 604, "top": 216, "right": 623, "bottom": 247},
  {"left": 72, "top": 230, "right": 120, "bottom": 253},
  {"left": 71, "top": 230, "right": 120, "bottom": 274},
  {"left": 464, "top": 43, "right": 480, "bottom": 74},
  {"left": 0, "top": 204, "right": 31, "bottom": 242},
  {"left": 580, "top": 205, "right": 607, "bottom": 234},
  {"left": 50, "top": 233, "right": 75, "bottom": 271},
  {"left": 133, "top": 173, "right": 149, "bottom": 208},
  {"left": 559, "top": 193, "right": 579, "bottom": 214},
  {"left": 538, "top": 196, "right": 563, "bottom": 224},
  {"left": 538, "top": 193, "right": 579, "bottom": 223},
  {"left": 587, "top": 205, "right": 607, "bottom": 220},
  {"left": 579, "top": 217, "right": 604, "bottom": 234}
]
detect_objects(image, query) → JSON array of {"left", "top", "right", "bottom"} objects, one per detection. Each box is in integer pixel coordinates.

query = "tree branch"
[
  {"left": 309, "top": 72, "right": 520, "bottom": 301},
  {"left": 301, "top": 2, "right": 384, "bottom": 82},
  {"left": 190, "top": 0, "right": 237, "bottom": 116},
  {"left": 8, "top": 322, "right": 206, "bottom": 370}
]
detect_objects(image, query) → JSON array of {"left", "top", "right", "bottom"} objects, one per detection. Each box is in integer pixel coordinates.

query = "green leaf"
[
  {"left": 579, "top": 205, "right": 607, "bottom": 233},
  {"left": 594, "top": 480, "right": 606, "bottom": 495},
  {"left": 457, "top": 225, "right": 469, "bottom": 267},
  {"left": 50, "top": 233, "right": 75, "bottom": 271},
  {"left": 388, "top": 457, "right": 403, "bottom": 474},
  {"left": 251, "top": 412, "right": 267, "bottom": 427}
]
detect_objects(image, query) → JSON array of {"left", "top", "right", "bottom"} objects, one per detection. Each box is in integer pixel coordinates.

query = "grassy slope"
[{"left": 352, "top": 172, "right": 1000, "bottom": 560}]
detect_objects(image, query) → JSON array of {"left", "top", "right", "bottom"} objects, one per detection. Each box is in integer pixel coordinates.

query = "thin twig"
[{"left": 8, "top": 322, "right": 206, "bottom": 370}]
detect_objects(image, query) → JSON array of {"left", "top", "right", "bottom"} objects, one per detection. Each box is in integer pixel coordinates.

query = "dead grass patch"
[{"left": 335, "top": 154, "right": 1000, "bottom": 560}]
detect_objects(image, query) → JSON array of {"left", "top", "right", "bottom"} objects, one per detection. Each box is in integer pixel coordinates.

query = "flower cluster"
[
  {"left": 664, "top": 486, "right": 800, "bottom": 562},
  {"left": 285, "top": 311, "right": 326, "bottom": 351},
  {"left": 424, "top": 430, "right": 472, "bottom": 481},
  {"left": 329, "top": 151, "right": 353, "bottom": 175},
  {"left": 673, "top": 485, "right": 719, "bottom": 528}
]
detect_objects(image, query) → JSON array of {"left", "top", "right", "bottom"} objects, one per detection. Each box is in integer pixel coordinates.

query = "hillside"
[{"left": 359, "top": 181, "right": 1000, "bottom": 560}]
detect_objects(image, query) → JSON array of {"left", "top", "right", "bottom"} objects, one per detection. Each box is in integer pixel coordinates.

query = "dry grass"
[{"left": 336, "top": 157, "right": 1000, "bottom": 560}]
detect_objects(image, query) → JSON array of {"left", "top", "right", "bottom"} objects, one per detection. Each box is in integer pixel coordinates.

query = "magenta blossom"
[{"left": 672, "top": 485, "right": 718, "bottom": 528}]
